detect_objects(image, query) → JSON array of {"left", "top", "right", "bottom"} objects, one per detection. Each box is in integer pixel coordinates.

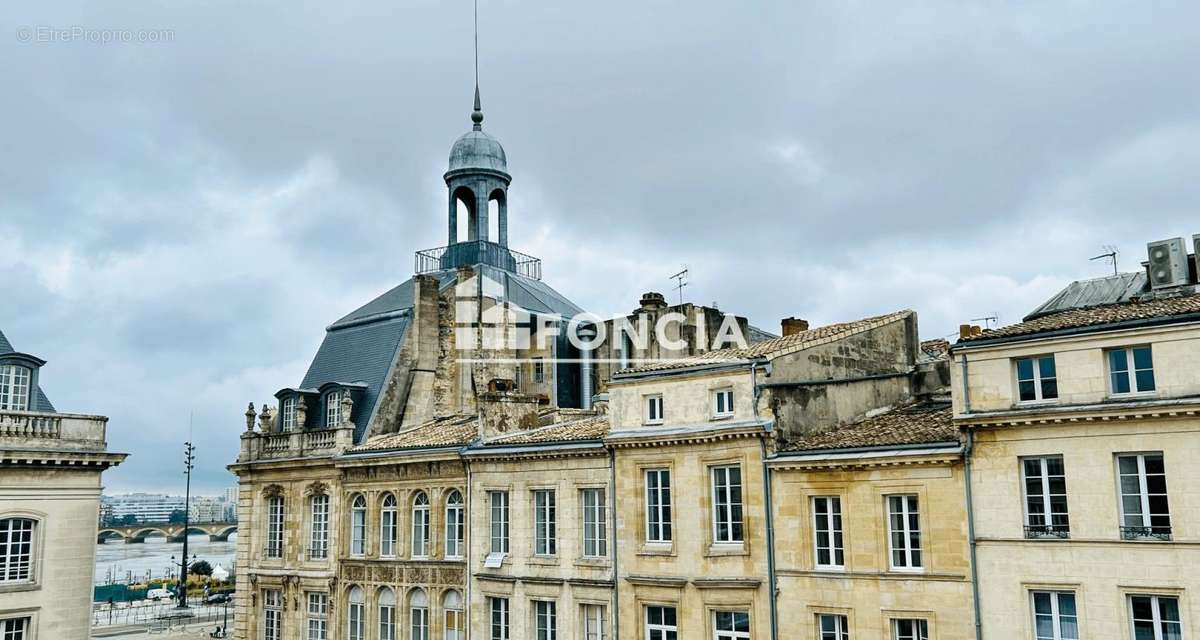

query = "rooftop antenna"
[
  {"left": 669, "top": 266, "right": 689, "bottom": 305},
  {"left": 970, "top": 315, "right": 999, "bottom": 330},
  {"left": 1089, "top": 245, "right": 1119, "bottom": 276},
  {"left": 470, "top": 0, "right": 484, "bottom": 131}
]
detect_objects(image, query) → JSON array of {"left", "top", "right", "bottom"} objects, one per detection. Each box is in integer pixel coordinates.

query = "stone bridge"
[{"left": 97, "top": 521, "right": 237, "bottom": 544}]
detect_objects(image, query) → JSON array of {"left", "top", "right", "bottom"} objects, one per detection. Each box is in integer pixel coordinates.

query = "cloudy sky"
[{"left": 3, "top": 1, "right": 1199, "bottom": 493}]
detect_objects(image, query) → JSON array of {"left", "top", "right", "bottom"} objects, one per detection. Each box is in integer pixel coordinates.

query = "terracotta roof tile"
[
  {"left": 351, "top": 414, "right": 478, "bottom": 452},
  {"left": 486, "top": 414, "right": 610, "bottom": 445},
  {"left": 618, "top": 310, "right": 913, "bottom": 374},
  {"left": 958, "top": 293, "right": 1200, "bottom": 344},
  {"left": 781, "top": 402, "right": 956, "bottom": 452}
]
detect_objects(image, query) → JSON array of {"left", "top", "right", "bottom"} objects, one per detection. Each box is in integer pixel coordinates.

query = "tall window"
[
  {"left": 489, "top": 491, "right": 510, "bottom": 554},
  {"left": 347, "top": 586, "right": 364, "bottom": 640},
  {"left": 306, "top": 592, "right": 328, "bottom": 640},
  {"left": 409, "top": 589, "right": 429, "bottom": 640},
  {"left": 1117, "top": 453, "right": 1171, "bottom": 540},
  {"left": 0, "top": 365, "right": 30, "bottom": 411},
  {"left": 325, "top": 390, "right": 343, "bottom": 427},
  {"left": 817, "top": 614, "right": 849, "bottom": 640},
  {"left": 535, "top": 600, "right": 557, "bottom": 640},
  {"left": 0, "top": 618, "right": 29, "bottom": 640},
  {"left": 445, "top": 490, "right": 465, "bottom": 559},
  {"left": 645, "top": 469, "right": 672, "bottom": 543},
  {"left": 309, "top": 494, "right": 329, "bottom": 560},
  {"left": 1032, "top": 591, "right": 1078, "bottom": 640},
  {"left": 892, "top": 619, "right": 928, "bottom": 640},
  {"left": 263, "top": 589, "right": 282, "bottom": 640},
  {"left": 265, "top": 496, "right": 284, "bottom": 559},
  {"left": 411, "top": 492, "right": 430, "bottom": 558},
  {"left": 712, "top": 388, "right": 734, "bottom": 418},
  {"left": 349, "top": 495, "right": 366, "bottom": 556},
  {"left": 0, "top": 518, "right": 35, "bottom": 583},
  {"left": 1016, "top": 355, "right": 1058, "bottom": 403},
  {"left": 380, "top": 494, "right": 397, "bottom": 558},
  {"left": 534, "top": 490, "right": 557, "bottom": 556},
  {"left": 489, "top": 597, "right": 510, "bottom": 640},
  {"left": 378, "top": 587, "right": 396, "bottom": 640},
  {"left": 534, "top": 358, "right": 545, "bottom": 383},
  {"left": 1129, "top": 595, "right": 1181, "bottom": 640},
  {"left": 281, "top": 397, "right": 296, "bottom": 431},
  {"left": 887, "top": 495, "right": 922, "bottom": 571},
  {"left": 714, "top": 611, "right": 750, "bottom": 640},
  {"left": 1023, "top": 457, "right": 1069, "bottom": 538},
  {"left": 646, "top": 606, "right": 678, "bottom": 640},
  {"left": 1108, "top": 346, "right": 1156, "bottom": 395},
  {"left": 582, "top": 488, "right": 607, "bottom": 558},
  {"left": 443, "top": 590, "right": 464, "bottom": 640},
  {"left": 644, "top": 394, "right": 664, "bottom": 425},
  {"left": 812, "top": 496, "right": 844, "bottom": 569},
  {"left": 582, "top": 604, "right": 607, "bottom": 640},
  {"left": 711, "top": 465, "right": 744, "bottom": 544}
]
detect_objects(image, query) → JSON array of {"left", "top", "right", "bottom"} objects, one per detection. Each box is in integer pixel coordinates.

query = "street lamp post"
[{"left": 175, "top": 442, "right": 196, "bottom": 610}]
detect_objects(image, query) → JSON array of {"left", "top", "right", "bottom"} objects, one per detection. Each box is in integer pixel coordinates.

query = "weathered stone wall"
[{"left": 609, "top": 369, "right": 756, "bottom": 429}]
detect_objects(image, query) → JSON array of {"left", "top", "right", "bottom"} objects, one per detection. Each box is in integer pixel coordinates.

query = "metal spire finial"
[{"left": 471, "top": 0, "right": 483, "bottom": 130}]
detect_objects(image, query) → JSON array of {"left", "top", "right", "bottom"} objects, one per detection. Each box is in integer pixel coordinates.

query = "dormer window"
[
  {"left": 280, "top": 397, "right": 296, "bottom": 431},
  {"left": 0, "top": 365, "right": 31, "bottom": 411},
  {"left": 324, "top": 390, "right": 343, "bottom": 427}
]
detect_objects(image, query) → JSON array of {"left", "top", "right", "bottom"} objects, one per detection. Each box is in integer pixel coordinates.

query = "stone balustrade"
[
  {"left": 239, "top": 425, "right": 354, "bottom": 462},
  {"left": 0, "top": 409, "right": 109, "bottom": 451}
]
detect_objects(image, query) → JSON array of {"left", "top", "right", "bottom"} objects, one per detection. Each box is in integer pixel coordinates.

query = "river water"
[{"left": 94, "top": 533, "right": 237, "bottom": 585}]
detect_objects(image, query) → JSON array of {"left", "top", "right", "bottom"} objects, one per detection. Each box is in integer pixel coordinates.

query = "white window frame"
[
  {"left": 582, "top": 488, "right": 607, "bottom": 558},
  {"left": 812, "top": 496, "right": 844, "bottom": 570},
  {"left": 644, "top": 394, "right": 664, "bottom": 425},
  {"left": 409, "top": 590, "right": 429, "bottom": 640},
  {"left": 349, "top": 495, "right": 366, "bottom": 557},
  {"left": 281, "top": 397, "right": 296, "bottom": 431},
  {"left": 817, "top": 613, "right": 849, "bottom": 640},
  {"left": 445, "top": 490, "right": 465, "bottom": 559},
  {"left": 263, "top": 589, "right": 282, "bottom": 640},
  {"left": 1128, "top": 595, "right": 1181, "bottom": 640},
  {"left": 645, "top": 469, "right": 672, "bottom": 544},
  {"left": 309, "top": 494, "right": 329, "bottom": 560},
  {"left": 0, "top": 518, "right": 36, "bottom": 584},
  {"left": 1107, "top": 345, "right": 1156, "bottom": 396},
  {"left": 0, "top": 365, "right": 31, "bottom": 411},
  {"left": 380, "top": 494, "right": 397, "bottom": 558},
  {"left": 1031, "top": 591, "right": 1077, "bottom": 640},
  {"left": 325, "top": 390, "right": 342, "bottom": 427},
  {"left": 378, "top": 587, "right": 396, "bottom": 640},
  {"left": 411, "top": 492, "right": 430, "bottom": 558},
  {"left": 886, "top": 494, "right": 923, "bottom": 572},
  {"left": 1015, "top": 355, "right": 1058, "bottom": 404},
  {"left": 535, "top": 600, "right": 557, "bottom": 640},
  {"left": 347, "top": 587, "right": 365, "bottom": 640},
  {"left": 1021, "top": 456, "right": 1070, "bottom": 538},
  {"left": 306, "top": 592, "right": 328, "bottom": 640},
  {"left": 711, "top": 465, "right": 744, "bottom": 544},
  {"left": 645, "top": 605, "right": 678, "bottom": 640},
  {"left": 489, "top": 597, "right": 510, "bottom": 640},
  {"left": 443, "top": 591, "right": 464, "bottom": 640},
  {"left": 534, "top": 358, "right": 545, "bottom": 383},
  {"left": 489, "top": 491, "right": 510, "bottom": 554},
  {"left": 713, "top": 610, "right": 750, "bottom": 640},
  {"left": 265, "top": 497, "right": 284, "bottom": 558},
  {"left": 582, "top": 604, "right": 607, "bottom": 640},
  {"left": 712, "top": 388, "right": 734, "bottom": 418},
  {"left": 892, "top": 618, "right": 929, "bottom": 640},
  {"left": 534, "top": 490, "right": 557, "bottom": 556},
  {"left": 1116, "top": 453, "right": 1172, "bottom": 540}
]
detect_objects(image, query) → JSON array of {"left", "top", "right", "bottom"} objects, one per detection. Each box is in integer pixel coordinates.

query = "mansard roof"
[
  {"left": 0, "top": 328, "right": 55, "bottom": 412},
  {"left": 779, "top": 401, "right": 956, "bottom": 452}
]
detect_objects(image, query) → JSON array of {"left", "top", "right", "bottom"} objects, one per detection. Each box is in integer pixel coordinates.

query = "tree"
[
  {"left": 189, "top": 560, "right": 213, "bottom": 577},
  {"left": 118, "top": 514, "right": 139, "bottom": 526},
  {"left": 168, "top": 509, "right": 187, "bottom": 524}
]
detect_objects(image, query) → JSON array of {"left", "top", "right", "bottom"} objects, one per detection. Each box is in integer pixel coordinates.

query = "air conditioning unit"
[{"left": 1147, "top": 237, "right": 1189, "bottom": 289}]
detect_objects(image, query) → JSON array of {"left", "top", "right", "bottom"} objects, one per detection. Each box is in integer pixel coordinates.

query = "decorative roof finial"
[{"left": 472, "top": 85, "right": 483, "bottom": 130}]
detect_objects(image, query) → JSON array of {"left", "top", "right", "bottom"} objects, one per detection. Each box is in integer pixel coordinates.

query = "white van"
[{"left": 146, "top": 588, "right": 174, "bottom": 601}]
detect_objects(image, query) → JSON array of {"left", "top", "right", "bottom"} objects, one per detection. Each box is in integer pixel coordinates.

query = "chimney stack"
[
  {"left": 781, "top": 317, "right": 810, "bottom": 337},
  {"left": 959, "top": 324, "right": 983, "bottom": 340},
  {"left": 639, "top": 292, "right": 667, "bottom": 311}
]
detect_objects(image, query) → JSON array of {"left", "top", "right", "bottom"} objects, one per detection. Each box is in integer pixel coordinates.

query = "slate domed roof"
[{"left": 447, "top": 129, "right": 508, "bottom": 175}]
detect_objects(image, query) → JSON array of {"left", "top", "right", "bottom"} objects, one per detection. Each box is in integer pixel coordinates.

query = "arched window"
[
  {"left": 378, "top": 587, "right": 396, "bottom": 640},
  {"left": 380, "top": 494, "right": 397, "bottom": 558},
  {"left": 443, "top": 590, "right": 464, "bottom": 640},
  {"left": 265, "top": 497, "right": 284, "bottom": 559},
  {"left": 0, "top": 365, "right": 31, "bottom": 411},
  {"left": 309, "top": 494, "right": 329, "bottom": 560},
  {"left": 409, "top": 589, "right": 429, "bottom": 640},
  {"left": 325, "top": 390, "right": 343, "bottom": 427},
  {"left": 445, "top": 491, "right": 464, "bottom": 559},
  {"left": 0, "top": 518, "right": 36, "bottom": 583},
  {"left": 349, "top": 495, "right": 366, "bottom": 557},
  {"left": 347, "top": 586, "right": 364, "bottom": 640},
  {"left": 411, "top": 492, "right": 430, "bottom": 558}
]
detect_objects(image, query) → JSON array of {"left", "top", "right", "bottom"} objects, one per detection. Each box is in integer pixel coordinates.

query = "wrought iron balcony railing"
[
  {"left": 1121, "top": 526, "right": 1172, "bottom": 541},
  {"left": 1024, "top": 525, "right": 1070, "bottom": 539},
  {"left": 414, "top": 240, "right": 542, "bottom": 280}
]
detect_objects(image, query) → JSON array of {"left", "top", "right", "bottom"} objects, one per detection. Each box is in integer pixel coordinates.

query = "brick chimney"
[
  {"left": 781, "top": 317, "right": 810, "bottom": 337},
  {"left": 958, "top": 324, "right": 983, "bottom": 339}
]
